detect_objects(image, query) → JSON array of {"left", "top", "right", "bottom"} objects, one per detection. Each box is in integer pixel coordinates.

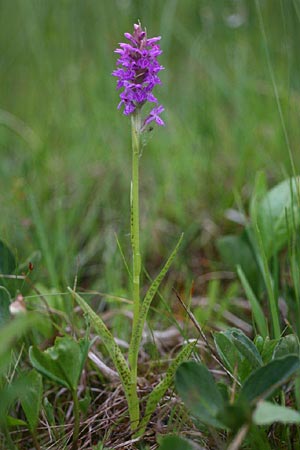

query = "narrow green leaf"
[
  {"left": 254, "top": 401, "right": 300, "bottom": 425},
  {"left": 43, "top": 397, "right": 55, "bottom": 426},
  {"left": 129, "top": 234, "right": 183, "bottom": 367},
  {"left": 175, "top": 360, "right": 225, "bottom": 428},
  {"left": 254, "top": 220, "right": 281, "bottom": 339},
  {"left": 237, "top": 265, "right": 268, "bottom": 338},
  {"left": 20, "top": 370, "right": 43, "bottom": 433},
  {"left": 138, "top": 342, "right": 194, "bottom": 434},
  {"left": 240, "top": 355, "right": 300, "bottom": 404},
  {"left": 68, "top": 289, "right": 133, "bottom": 408},
  {"left": 6, "top": 416, "right": 28, "bottom": 428}
]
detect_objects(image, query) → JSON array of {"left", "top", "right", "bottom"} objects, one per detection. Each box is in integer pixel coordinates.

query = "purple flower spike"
[{"left": 113, "top": 22, "right": 164, "bottom": 128}]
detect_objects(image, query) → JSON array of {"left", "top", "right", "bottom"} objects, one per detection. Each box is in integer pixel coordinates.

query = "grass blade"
[{"left": 237, "top": 265, "right": 268, "bottom": 338}]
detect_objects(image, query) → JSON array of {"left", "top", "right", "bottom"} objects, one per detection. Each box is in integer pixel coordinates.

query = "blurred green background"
[{"left": 1, "top": 0, "right": 300, "bottom": 294}]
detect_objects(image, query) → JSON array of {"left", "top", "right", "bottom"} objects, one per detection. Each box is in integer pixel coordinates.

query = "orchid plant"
[{"left": 69, "top": 23, "right": 193, "bottom": 435}]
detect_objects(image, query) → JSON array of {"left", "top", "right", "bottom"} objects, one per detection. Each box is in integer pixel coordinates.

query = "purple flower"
[
  {"left": 112, "top": 23, "right": 164, "bottom": 127},
  {"left": 144, "top": 105, "right": 165, "bottom": 127}
]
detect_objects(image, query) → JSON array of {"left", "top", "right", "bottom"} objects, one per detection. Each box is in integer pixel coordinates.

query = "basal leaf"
[
  {"left": 138, "top": 341, "right": 194, "bottom": 435},
  {"left": 214, "top": 330, "right": 253, "bottom": 382},
  {"left": 29, "top": 336, "right": 88, "bottom": 390},
  {"left": 217, "top": 233, "right": 258, "bottom": 287},
  {"left": 158, "top": 434, "right": 204, "bottom": 450},
  {"left": 175, "top": 360, "right": 225, "bottom": 428},
  {"left": 230, "top": 329, "right": 263, "bottom": 369},
  {"left": 29, "top": 345, "right": 70, "bottom": 388},
  {"left": 273, "top": 335, "right": 300, "bottom": 359},
  {"left": 68, "top": 289, "right": 133, "bottom": 408},
  {"left": 255, "top": 177, "right": 300, "bottom": 258},
  {"left": 240, "top": 355, "right": 300, "bottom": 404},
  {"left": 254, "top": 401, "right": 300, "bottom": 425}
]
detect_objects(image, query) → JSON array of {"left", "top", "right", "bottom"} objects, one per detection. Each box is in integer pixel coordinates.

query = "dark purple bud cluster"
[{"left": 113, "top": 23, "right": 164, "bottom": 128}]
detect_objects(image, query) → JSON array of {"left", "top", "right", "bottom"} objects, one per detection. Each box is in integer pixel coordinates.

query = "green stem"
[
  {"left": 128, "top": 110, "right": 142, "bottom": 429},
  {"left": 71, "top": 389, "right": 80, "bottom": 450}
]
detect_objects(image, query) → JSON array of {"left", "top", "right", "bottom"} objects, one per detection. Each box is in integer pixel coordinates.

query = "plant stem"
[
  {"left": 128, "top": 110, "right": 142, "bottom": 430},
  {"left": 71, "top": 389, "right": 80, "bottom": 450},
  {"left": 31, "top": 432, "right": 41, "bottom": 450},
  {"left": 3, "top": 424, "right": 18, "bottom": 450}
]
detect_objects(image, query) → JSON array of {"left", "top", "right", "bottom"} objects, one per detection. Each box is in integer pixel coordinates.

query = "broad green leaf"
[
  {"left": 255, "top": 177, "right": 300, "bottom": 258},
  {"left": 175, "top": 361, "right": 224, "bottom": 428},
  {"left": 230, "top": 329, "right": 263, "bottom": 369},
  {"left": 129, "top": 234, "right": 183, "bottom": 370},
  {"left": 68, "top": 289, "right": 134, "bottom": 410},
  {"left": 158, "top": 435, "right": 204, "bottom": 450},
  {"left": 273, "top": 335, "right": 300, "bottom": 359},
  {"left": 240, "top": 355, "right": 300, "bottom": 404},
  {"left": 138, "top": 341, "right": 194, "bottom": 435},
  {"left": 237, "top": 265, "right": 268, "bottom": 338},
  {"left": 29, "top": 345, "right": 69, "bottom": 388},
  {"left": 217, "top": 402, "right": 251, "bottom": 432},
  {"left": 217, "top": 233, "right": 258, "bottom": 288},
  {"left": 20, "top": 370, "right": 43, "bottom": 433},
  {"left": 214, "top": 330, "right": 253, "bottom": 382},
  {"left": 214, "top": 331, "right": 240, "bottom": 374},
  {"left": 260, "top": 337, "right": 279, "bottom": 364},
  {"left": 29, "top": 336, "right": 87, "bottom": 390},
  {"left": 254, "top": 401, "right": 300, "bottom": 425}
]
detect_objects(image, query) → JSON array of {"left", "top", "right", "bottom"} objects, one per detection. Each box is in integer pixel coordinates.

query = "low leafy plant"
[
  {"left": 29, "top": 335, "right": 90, "bottom": 450},
  {"left": 217, "top": 175, "right": 300, "bottom": 338},
  {"left": 175, "top": 327, "right": 300, "bottom": 449}
]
